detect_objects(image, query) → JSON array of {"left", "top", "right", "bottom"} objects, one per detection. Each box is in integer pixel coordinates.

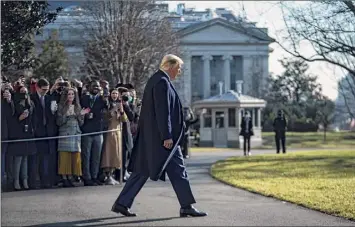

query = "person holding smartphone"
[
  {"left": 56, "top": 88, "right": 89, "bottom": 187},
  {"left": 80, "top": 80, "right": 109, "bottom": 186},
  {"left": 9, "top": 86, "right": 37, "bottom": 190}
]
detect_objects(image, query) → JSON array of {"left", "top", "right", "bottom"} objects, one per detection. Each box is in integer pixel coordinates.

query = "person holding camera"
[
  {"left": 100, "top": 88, "right": 128, "bottom": 185},
  {"left": 80, "top": 80, "right": 109, "bottom": 186},
  {"left": 9, "top": 86, "right": 37, "bottom": 190}
]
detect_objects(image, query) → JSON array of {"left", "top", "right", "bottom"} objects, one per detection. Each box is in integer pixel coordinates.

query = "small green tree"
[{"left": 33, "top": 31, "right": 69, "bottom": 83}]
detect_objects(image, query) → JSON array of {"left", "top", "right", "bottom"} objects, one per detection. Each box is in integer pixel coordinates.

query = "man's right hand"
[{"left": 163, "top": 139, "right": 173, "bottom": 150}]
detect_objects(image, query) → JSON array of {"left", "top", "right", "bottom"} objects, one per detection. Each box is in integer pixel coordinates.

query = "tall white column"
[
  {"left": 183, "top": 54, "right": 192, "bottom": 106},
  {"left": 258, "top": 108, "right": 261, "bottom": 128},
  {"left": 252, "top": 108, "right": 255, "bottom": 127},
  {"left": 223, "top": 55, "right": 233, "bottom": 92},
  {"left": 242, "top": 55, "right": 251, "bottom": 95},
  {"left": 202, "top": 55, "right": 212, "bottom": 98}
]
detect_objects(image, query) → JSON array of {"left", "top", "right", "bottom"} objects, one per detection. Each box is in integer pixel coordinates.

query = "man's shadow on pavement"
[{"left": 27, "top": 216, "right": 179, "bottom": 227}]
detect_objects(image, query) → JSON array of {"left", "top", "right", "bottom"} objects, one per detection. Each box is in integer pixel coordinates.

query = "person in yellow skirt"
[
  {"left": 57, "top": 88, "right": 90, "bottom": 187},
  {"left": 101, "top": 88, "right": 128, "bottom": 185}
]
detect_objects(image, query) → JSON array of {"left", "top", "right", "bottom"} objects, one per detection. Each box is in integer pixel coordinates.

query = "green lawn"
[
  {"left": 211, "top": 150, "right": 355, "bottom": 220},
  {"left": 260, "top": 131, "right": 355, "bottom": 149}
]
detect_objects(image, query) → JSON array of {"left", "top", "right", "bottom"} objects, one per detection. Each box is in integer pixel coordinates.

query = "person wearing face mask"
[
  {"left": 1, "top": 88, "right": 15, "bottom": 191},
  {"left": 56, "top": 88, "right": 89, "bottom": 187},
  {"left": 240, "top": 111, "right": 254, "bottom": 156},
  {"left": 100, "top": 88, "right": 128, "bottom": 185},
  {"left": 80, "top": 80, "right": 109, "bottom": 186},
  {"left": 8, "top": 86, "right": 37, "bottom": 190}
]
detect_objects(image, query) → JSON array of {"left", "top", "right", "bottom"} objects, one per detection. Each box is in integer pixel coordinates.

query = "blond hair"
[{"left": 159, "top": 54, "right": 184, "bottom": 71}]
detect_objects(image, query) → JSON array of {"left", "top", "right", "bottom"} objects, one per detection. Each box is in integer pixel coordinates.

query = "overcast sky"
[{"left": 165, "top": 1, "right": 343, "bottom": 100}]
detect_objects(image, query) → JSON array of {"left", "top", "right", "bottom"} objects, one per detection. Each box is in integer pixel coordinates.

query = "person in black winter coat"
[
  {"left": 9, "top": 86, "right": 37, "bottom": 190},
  {"left": 1, "top": 88, "right": 15, "bottom": 191},
  {"left": 273, "top": 109, "right": 287, "bottom": 154},
  {"left": 239, "top": 111, "right": 254, "bottom": 156},
  {"left": 182, "top": 107, "right": 198, "bottom": 159}
]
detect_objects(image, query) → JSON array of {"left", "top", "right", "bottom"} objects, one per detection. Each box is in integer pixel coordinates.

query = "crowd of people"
[
  {"left": 0, "top": 74, "right": 145, "bottom": 191},
  {"left": 1, "top": 74, "right": 198, "bottom": 192}
]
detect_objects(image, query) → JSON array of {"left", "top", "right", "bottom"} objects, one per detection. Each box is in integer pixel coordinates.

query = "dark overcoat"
[
  {"left": 8, "top": 99, "right": 37, "bottom": 156},
  {"left": 239, "top": 116, "right": 254, "bottom": 137},
  {"left": 30, "top": 93, "right": 57, "bottom": 154},
  {"left": 1, "top": 99, "right": 14, "bottom": 155},
  {"left": 128, "top": 70, "right": 184, "bottom": 181}
]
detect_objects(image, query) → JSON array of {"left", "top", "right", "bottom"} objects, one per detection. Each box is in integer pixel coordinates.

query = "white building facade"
[
  {"left": 35, "top": 5, "right": 274, "bottom": 100},
  {"left": 172, "top": 18, "right": 274, "bottom": 107}
]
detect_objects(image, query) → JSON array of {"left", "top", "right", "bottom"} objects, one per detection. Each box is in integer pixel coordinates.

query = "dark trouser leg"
[
  {"left": 39, "top": 152, "right": 51, "bottom": 186},
  {"left": 281, "top": 135, "right": 286, "bottom": 153},
  {"left": 81, "top": 136, "right": 93, "bottom": 181},
  {"left": 243, "top": 136, "right": 247, "bottom": 155},
  {"left": 247, "top": 136, "right": 251, "bottom": 152},
  {"left": 115, "top": 172, "right": 148, "bottom": 208},
  {"left": 166, "top": 146, "right": 196, "bottom": 208},
  {"left": 122, "top": 147, "right": 128, "bottom": 178},
  {"left": 49, "top": 140, "right": 60, "bottom": 185},
  {"left": 275, "top": 135, "right": 280, "bottom": 154},
  {"left": 182, "top": 135, "right": 188, "bottom": 157},
  {"left": 1, "top": 145, "right": 7, "bottom": 187},
  {"left": 115, "top": 147, "right": 128, "bottom": 182},
  {"left": 91, "top": 135, "right": 103, "bottom": 180},
  {"left": 5, "top": 152, "right": 14, "bottom": 190},
  {"left": 28, "top": 154, "right": 38, "bottom": 188}
]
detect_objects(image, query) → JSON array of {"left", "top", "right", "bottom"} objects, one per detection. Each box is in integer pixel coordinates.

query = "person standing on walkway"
[
  {"left": 80, "top": 80, "right": 109, "bottom": 186},
  {"left": 10, "top": 86, "right": 37, "bottom": 190},
  {"left": 240, "top": 111, "right": 253, "bottom": 156},
  {"left": 273, "top": 109, "right": 287, "bottom": 154},
  {"left": 1, "top": 88, "right": 14, "bottom": 191},
  {"left": 57, "top": 88, "right": 89, "bottom": 187},
  {"left": 111, "top": 54, "right": 207, "bottom": 218},
  {"left": 182, "top": 107, "right": 198, "bottom": 159},
  {"left": 30, "top": 78, "right": 57, "bottom": 189},
  {"left": 100, "top": 88, "right": 128, "bottom": 185}
]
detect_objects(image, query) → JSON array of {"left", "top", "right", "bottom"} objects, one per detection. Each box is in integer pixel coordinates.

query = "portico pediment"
[{"left": 178, "top": 18, "right": 274, "bottom": 45}]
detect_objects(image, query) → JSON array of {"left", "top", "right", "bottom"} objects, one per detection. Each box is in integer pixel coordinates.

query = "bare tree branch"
[
  {"left": 277, "top": 1, "right": 355, "bottom": 77},
  {"left": 78, "top": 0, "right": 180, "bottom": 94}
]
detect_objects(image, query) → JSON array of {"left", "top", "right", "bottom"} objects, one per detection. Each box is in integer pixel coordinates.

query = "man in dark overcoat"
[
  {"left": 273, "top": 109, "right": 287, "bottom": 154},
  {"left": 30, "top": 78, "right": 57, "bottom": 189},
  {"left": 111, "top": 54, "right": 207, "bottom": 218}
]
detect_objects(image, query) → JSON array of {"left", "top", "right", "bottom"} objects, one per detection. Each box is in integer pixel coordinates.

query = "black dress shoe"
[
  {"left": 42, "top": 184, "right": 52, "bottom": 189},
  {"left": 111, "top": 203, "right": 137, "bottom": 217},
  {"left": 93, "top": 178, "right": 104, "bottom": 186},
  {"left": 63, "top": 179, "right": 76, "bottom": 188},
  {"left": 180, "top": 206, "right": 207, "bottom": 217},
  {"left": 84, "top": 179, "right": 97, "bottom": 186}
]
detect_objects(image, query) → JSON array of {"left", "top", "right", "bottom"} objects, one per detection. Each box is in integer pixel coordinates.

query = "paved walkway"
[{"left": 2, "top": 149, "right": 355, "bottom": 226}]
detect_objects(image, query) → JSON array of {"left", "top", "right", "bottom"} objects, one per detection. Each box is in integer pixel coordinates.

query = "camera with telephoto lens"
[{"left": 122, "top": 95, "right": 129, "bottom": 102}]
